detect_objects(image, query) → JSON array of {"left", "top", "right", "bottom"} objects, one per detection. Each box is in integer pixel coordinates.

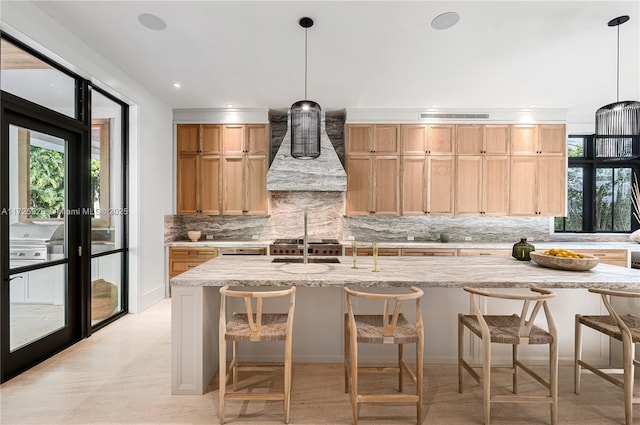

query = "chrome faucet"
[{"left": 303, "top": 211, "right": 308, "bottom": 264}]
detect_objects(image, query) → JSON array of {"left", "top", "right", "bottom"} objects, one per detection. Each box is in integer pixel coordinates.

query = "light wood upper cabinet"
[
  {"left": 427, "top": 124, "right": 456, "bottom": 155},
  {"left": 346, "top": 124, "right": 399, "bottom": 154},
  {"left": 346, "top": 124, "right": 373, "bottom": 154},
  {"left": 177, "top": 154, "right": 199, "bottom": 214},
  {"left": 346, "top": 155, "right": 372, "bottom": 215},
  {"left": 221, "top": 125, "right": 269, "bottom": 216},
  {"left": 400, "top": 125, "right": 427, "bottom": 155},
  {"left": 201, "top": 124, "right": 222, "bottom": 154},
  {"left": 457, "top": 124, "right": 509, "bottom": 155},
  {"left": 177, "top": 124, "right": 200, "bottom": 154},
  {"left": 456, "top": 155, "right": 509, "bottom": 216},
  {"left": 456, "top": 125, "right": 483, "bottom": 155},
  {"left": 509, "top": 155, "right": 566, "bottom": 216},
  {"left": 484, "top": 125, "right": 510, "bottom": 154},
  {"left": 176, "top": 124, "right": 222, "bottom": 215},
  {"left": 374, "top": 124, "right": 400, "bottom": 154},
  {"left": 222, "top": 125, "right": 245, "bottom": 154},
  {"left": 247, "top": 124, "right": 269, "bottom": 154},
  {"left": 401, "top": 154, "right": 455, "bottom": 216},
  {"left": 177, "top": 123, "right": 268, "bottom": 216},
  {"left": 428, "top": 156, "right": 455, "bottom": 215},
  {"left": 511, "top": 124, "right": 565, "bottom": 155},
  {"left": 345, "top": 154, "right": 400, "bottom": 216}
]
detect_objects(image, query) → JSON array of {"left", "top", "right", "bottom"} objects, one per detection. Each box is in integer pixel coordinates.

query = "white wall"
[{"left": 1, "top": 1, "right": 173, "bottom": 313}]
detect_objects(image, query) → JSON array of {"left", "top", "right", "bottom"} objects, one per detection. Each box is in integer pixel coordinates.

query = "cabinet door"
[
  {"left": 427, "top": 156, "right": 455, "bottom": 215},
  {"left": 199, "top": 155, "right": 221, "bottom": 215},
  {"left": 482, "top": 155, "right": 510, "bottom": 216},
  {"left": 177, "top": 124, "right": 200, "bottom": 155},
  {"left": 400, "top": 124, "right": 427, "bottom": 154},
  {"left": 539, "top": 124, "right": 566, "bottom": 155},
  {"left": 373, "top": 156, "right": 399, "bottom": 215},
  {"left": 222, "top": 155, "right": 245, "bottom": 215},
  {"left": 201, "top": 125, "right": 221, "bottom": 154},
  {"left": 177, "top": 154, "right": 198, "bottom": 214},
  {"left": 222, "top": 125, "right": 245, "bottom": 154},
  {"left": 484, "top": 124, "right": 510, "bottom": 154},
  {"left": 427, "top": 124, "right": 456, "bottom": 155},
  {"left": 346, "top": 124, "right": 373, "bottom": 154},
  {"left": 373, "top": 124, "right": 399, "bottom": 154},
  {"left": 511, "top": 125, "right": 539, "bottom": 155},
  {"left": 537, "top": 156, "right": 566, "bottom": 216},
  {"left": 455, "top": 156, "right": 482, "bottom": 215},
  {"left": 346, "top": 155, "right": 372, "bottom": 215},
  {"left": 401, "top": 156, "right": 427, "bottom": 215},
  {"left": 247, "top": 124, "right": 269, "bottom": 154},
  {"left": 509, "top": 156, "right": 537, "bottom": 215},
  {"left": 456, "top": 125, "right": 483, "bottom": 155},
  {"left": 245, "top": 154, "right": 268, "bottom": 214}
]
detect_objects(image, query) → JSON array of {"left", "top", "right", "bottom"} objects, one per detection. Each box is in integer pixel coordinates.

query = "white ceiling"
[{"left": 30, "top": 1, "right": 640, "bottom": 122}]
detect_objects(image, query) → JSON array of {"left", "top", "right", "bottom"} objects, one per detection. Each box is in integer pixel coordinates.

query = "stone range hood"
[{"left": 266, "top": 111, "right": 346, "bottom": 191}]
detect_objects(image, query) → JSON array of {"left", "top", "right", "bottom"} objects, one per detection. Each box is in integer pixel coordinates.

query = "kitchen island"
[{"left": 170, "top": 255, "right": 640, "bottom": 394}]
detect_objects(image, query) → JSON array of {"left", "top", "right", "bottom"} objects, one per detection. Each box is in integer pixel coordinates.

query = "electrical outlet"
[
  {"left": 205, "top": 234, "right": 214, "bottom": 240},
  {"left": 251, "top": 235, "right": 259, "bottom": 240},
  {"left": 528, "top": 238, "right": 535, "bottom": 242},
  {"left": 347, "top": 235, "right": 355, "bottom": 241},
  {"left": 464, "top": 236, "right": 472, "bottom": 241},
  {"left": 407, "top": 236, "right": 415, "bottom": 241}
]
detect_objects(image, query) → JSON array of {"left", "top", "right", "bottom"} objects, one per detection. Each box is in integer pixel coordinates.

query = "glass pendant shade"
[{"left": 290, "top": 100, "right": 321, "bottom": 159}]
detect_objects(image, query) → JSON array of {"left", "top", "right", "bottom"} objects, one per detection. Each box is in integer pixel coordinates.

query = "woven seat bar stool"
[
  {"left": 575, "top": 288, "right": 640, "bottom": 425},
  {"left": 343, "top": 286, "right": 424, "bottom": 425},
  {"left": 458, "top": 287, "right": 558, "bottom": 425},
  {"left": 218, "top": 285, "right": 296, "bottom": 424}
]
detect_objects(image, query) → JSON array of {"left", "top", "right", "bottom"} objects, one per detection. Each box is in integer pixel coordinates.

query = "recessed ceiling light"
[
  {"left": 431, "top": 12, "right": 460, "bottom": 30},
  {"left": 173, "top": 82, "right": 181, "bottom": 88},
  {"left": 138, "top": 13, "right": 167, "bottom": 31}
]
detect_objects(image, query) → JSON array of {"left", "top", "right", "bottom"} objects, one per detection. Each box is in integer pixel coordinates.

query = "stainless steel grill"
[{"left": 9, "top": 221, "right": 64, "bottom": 267}]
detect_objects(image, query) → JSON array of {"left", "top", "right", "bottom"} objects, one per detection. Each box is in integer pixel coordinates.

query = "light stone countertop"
[
  {"left": 170, "top": 255, "right": 640, "bottom": 289},
  {"left": 166, "top": 240, "right": 640, "bottom": 251}
]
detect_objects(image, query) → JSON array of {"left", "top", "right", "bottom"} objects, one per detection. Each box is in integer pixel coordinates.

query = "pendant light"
[
  {"left": 595, "top": 15, "right": 640, "bottom": 160},
  {"left": 291, "top": 17, "right": 321, "bottom": 159}
]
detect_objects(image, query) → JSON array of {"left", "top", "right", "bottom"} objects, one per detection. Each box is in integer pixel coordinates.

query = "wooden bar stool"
[
  {"left": 458, "top": 287, "right": 558, "bottom": 425},
  {"left": 343, "top": 286, "right": 424, "bottom": 425},
  {"left": 218, "top": 285, "right": 296, "bottom": 424},
  {"left": 575, "top": 288, "right": 640, "bottom": 425}
]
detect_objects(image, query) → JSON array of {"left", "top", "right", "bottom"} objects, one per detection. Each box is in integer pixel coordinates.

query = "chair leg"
[
  {"left": 417, "top": 336, "right": 424, "bottom": 425},
  {"left": 623, "top": 337, "right": 635, "bottom": 425},
  {"left": 574, "top": 315, "right": 582, "bottom": 394},
  {"left": 232, "top": 341, "right": 238, "bottom": 392},
  {"left": 219, "top": 337, "right": 226, "bottom": 425},
  {"left": 398, "top": 343, "right": 404, "bottom": 392},
  {"left": 284, "top": 333, "right": 293, "bottom": 424},
  {"left": 512, "top": 344, "right": 518, "bottom": 394},
  {"left": 350, "top": 331, "right": 359, "bottom": 425},
  {"left": 482, "top": 337, "right": 492, "bottom": 425},
  {"left": 344, "top": 317, "right": 350, "bottom": 393},
  {"left": 458, "top": 314, "right": 464, "bottom": 393},
  {"left": 550, "top": 339, "right": 558, "bottom": 425}
]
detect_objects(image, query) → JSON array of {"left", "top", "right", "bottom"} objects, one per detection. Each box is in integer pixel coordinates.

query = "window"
[{"left": 555, "top": 135, "right": 640, "bottom": 233}]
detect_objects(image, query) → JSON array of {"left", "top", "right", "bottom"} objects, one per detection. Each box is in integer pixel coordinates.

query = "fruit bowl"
[{"left": 529, "top": 251, "right": 599, "bottom": 271}]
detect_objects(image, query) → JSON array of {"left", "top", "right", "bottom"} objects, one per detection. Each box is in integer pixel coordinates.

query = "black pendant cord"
[
  {"left": 616, "top": 23, "right": 620, "bottom": 102},
  {"left": 304, "top": 27, "right": 308, "bottom": 100}
]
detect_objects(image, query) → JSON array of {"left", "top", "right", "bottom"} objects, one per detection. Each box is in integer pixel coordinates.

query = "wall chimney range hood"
[{"left": 266, "top": 111, "right": 347, "bottom": 192}]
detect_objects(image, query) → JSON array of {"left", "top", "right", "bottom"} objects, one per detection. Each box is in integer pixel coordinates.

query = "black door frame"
[{"left": 0, "top": 92, "right": 90, "bottom": 382}]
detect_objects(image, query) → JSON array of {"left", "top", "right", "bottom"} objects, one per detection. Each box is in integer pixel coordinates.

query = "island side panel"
[{"left": 171, "top": 286, "right": 220, "bottom": 395}]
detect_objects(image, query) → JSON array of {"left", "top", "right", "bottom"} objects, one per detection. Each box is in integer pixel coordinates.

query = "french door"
[{"left": 1, "top": 96, "right": 85, "bottom": 381}]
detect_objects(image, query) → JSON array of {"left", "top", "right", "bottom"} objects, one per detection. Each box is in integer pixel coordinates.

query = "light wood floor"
[{"left": 1, "top": 298, "right": 637, "bottom": 425}]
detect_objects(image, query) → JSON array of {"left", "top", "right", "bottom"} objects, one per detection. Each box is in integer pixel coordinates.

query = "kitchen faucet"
[{"left": 303, "top": 211, "right": 308, "bottom": 264}]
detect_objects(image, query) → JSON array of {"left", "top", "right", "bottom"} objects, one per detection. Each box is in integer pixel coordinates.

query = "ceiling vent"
[{"left": 419, "top": 112, "right": 490, "bottom": 120}]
